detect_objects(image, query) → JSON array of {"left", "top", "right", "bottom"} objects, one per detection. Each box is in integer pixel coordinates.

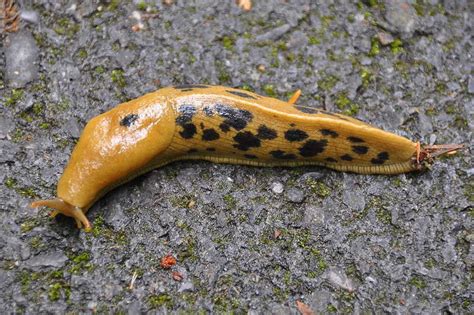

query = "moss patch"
[{"left": 149, "top": 293, "right": 173, "bottom": 309}]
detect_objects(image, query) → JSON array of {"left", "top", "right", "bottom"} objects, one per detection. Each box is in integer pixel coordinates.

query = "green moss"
[
  {"left": 454, "top": 116, "right": 468, "bottom": 129},
  {"left": 111, "top": 69, "right": 126, "bottom": 88},
  {"left": 216, "top": 61, "right": 231, "bottom": 83},
  {"left": 90, "top": 215, "right": 128, "bottom": 245},
  {"left": 170, "top": 195, "right": 195, "bottom": 208},
  {"left": 29, "top": 236, "right": 44, "bottom": 249},
  {"left": 308, "top": 36, "right": 320, "bottom": 45},
  {"left": 223, "top": 194, "right": 236, "bottom": 209},
  {"left": 368, "top": 37, "right": 380, "bottom": 57},
  {"left": 32, "top": 103, "right": 44, "bottom": 115},
  {"left": 5, "top": 177, "right": 38, "bottom": 198},
  {"left": 39, "top": 122, "right": 51, "bottom": 130},
  {"left": 390, "top": 39, "right": 404, "bottom": 53},
  {"left": 11, "top": 128, "right": 25, "bottom": 143},
  {"left": 376, "top": 207, "right": 391, "bottom": 225},
  {"left": 317, "top": 73, "right": 339, "bottom": 91},
  {"left": 462, "top": 299, "right": 471, "bottom": 309},
  {"left": 107, "top": 0, "right": 120, "bottom": 10},
  {"left": 5, "top": 89, "right": 24, "bottom": 107},
  {"left": 321, "top": 15, "right": 334, "bottom": 28},
  {"left": 18, "top": 187, "right": 38, "bottom": 198},
  {"left": 335, "top": 92, "right": 359, "bottom": 116},
  {"left": 20, "top": 218, "right": 40, "bottom": 233},
  {"left": 221, "top": 35, "right": 235, "bottom": 51},
  {"left": 55, "top": 99, "right": 70, "bottom": 112},
  {"left": 408, "top": 275, "right": 427, "bottom": 289},
  {"left": 429, "top": 3, "right": 445, "bottom": 16},
  {"left": 424, "top": 258, "right": 436, "bottom": 269},
  {"left": 327, "top": 304, "right": 337, "bottom": 313},
  {"left": 54, "top": 18, "right": 80, "bottom": 38},
  {"left": 413, "top": 0, "right": 425, "bottom": 16},
  {"left": 149, "top": 293, "right": 173, "bottom": 309},
  {"left": 306, "top": 178, "right": 331, "bottom": 198},
  {"left": 326, "top": 49, "right": 340, "bottom": 61},
  {"left": 425, "top": 107, "right": 437, "bottom": 116},
  {"left": 69, "top": 251, "right": 94, "bottom": 274},
  {"left": 77, "top": 48, "right": 88, "bottom": 59},
  {"left": 136, "top": 1, "right": 149, "bottom": 10},
  {"left": 263, "top": 84, "right": 277, "bottom": 97},
  {"left": 19, "top": 272, "right": 31, "bottom": 293},
  {"left": 317, "top": 257, "right": 328, "bottom": 271},
  {"left": 394, "top": 60, "right": 409, "bottom": 79},
  {"left": 4, "top": 177, "right": 17, "bottom": 189},
  {"left": 48, "top": 283, "right": 62, "bottom": 301},
  {"left": 464, "top": 181, "right": 474, "bottom": 203},
  {"left": 273, "top": 286, "right": 288, "bottom": 302},
  {"left": 95, "top": 66, "right": 105, "bottom": 75},
  {"left": 241, "top": 84, "right": 254, "bottom": 92},
  {"left": 164, "top": 20, "right": 172, "bottom": 30},
  {"left": 178, "top": 237, "right": 198, "bottom": 262}
]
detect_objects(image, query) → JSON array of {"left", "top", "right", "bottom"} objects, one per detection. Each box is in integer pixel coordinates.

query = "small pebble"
[
  {"left": 286, "top": 188, "right": 305, "bottom": 203},
  {"left": 271, "top": 182, "right": 284, "bottom": 194}
]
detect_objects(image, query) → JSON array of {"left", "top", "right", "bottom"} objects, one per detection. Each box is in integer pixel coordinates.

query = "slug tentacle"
[{"left": 30, "top": 199, "right": 91, "bottom": 231}]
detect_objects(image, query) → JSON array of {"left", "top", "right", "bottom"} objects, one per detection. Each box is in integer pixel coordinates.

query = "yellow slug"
[{"left": 30, "top": 84, "right": 462, "bottom": 230}]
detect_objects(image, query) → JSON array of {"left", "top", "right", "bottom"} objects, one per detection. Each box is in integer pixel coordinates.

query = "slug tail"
[
  {"left": 30, "top": 199, "right": 91, "bottom": 232},
  {"left": 415, "top": 143, "right": 465, "bottom": 169}
]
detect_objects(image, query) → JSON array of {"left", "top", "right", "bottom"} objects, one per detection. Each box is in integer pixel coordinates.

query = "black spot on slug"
[
  {"left": 226, "top": 90, "right": 257, "bottom": 99},
  {"left": 352, "top": 145, "right": 369, "bottom": 155},
  {"left": 219, "top": 123, "right": 230, "bottom": 133},
  {"left": 299, "top": 139, "right": 328, "bottom": 157},
  {"left": 174, "top": 84, "right": 209, "bottom": 89},
  {"left": 347, "top": 136, "right": 365, "bottom": 143},
  {"left": 179, "top": 123, "right": 197, "bottom": 139},
  {"left": 120, "top": 114, "right": 139, "bottom": 127},
  {"left": 371, "top": 151, "right": 390, "bottom": 165},
  {"left": 256, "top": 125, "right": 277, "bottom": 140},
  {"left": 285, "top": 129, "right": 309, "bottom": 142},
  {"left": 188, "top": 148, "right": 198, "bottom": 153},
  {"left": 200, "top": 122, "right": 205, "bottom": 130},
  {"left": 215, "top": 104, "right": 253, "bottom": 131},
  {"left": 320, "top": 129, "right": 339, "bottom": 138},
  {"left": 206, "top": 147, "right": 216, "bottom": 152},
  {"left": 290, "top": 123, "right": 296, "bottom": 127},
  {"left": 378, "top": 152, "right": 389, "bottom": 160},
  {"left": 176, "top": 104, "right": 197, "bottom": 125},
  {"left": 244, "top": 154, "right": 258, "bottom": 159},
  {"left": 340, "top": 154, "right": 353, "bottom": 161},
  {"left": 270, "top": 150, "right": 297, "bottom": 160},
  {"left": 181, "top": 89, "right": 193, "bottom": 92},
  {"left": 202, "top": 128, "right": 220, "bottom": 141},
  {"left": 233, "top": 131, "right": 261, "bottom": 151},
  {"left": 325, "top": 157, "right": 337, "bottom": 163}
]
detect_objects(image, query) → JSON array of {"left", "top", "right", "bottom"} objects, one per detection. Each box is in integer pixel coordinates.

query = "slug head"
[{"left": 32, "top": 93, "right": 176, "bottom": 228}]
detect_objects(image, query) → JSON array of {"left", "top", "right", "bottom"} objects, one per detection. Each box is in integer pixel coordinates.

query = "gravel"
[{"left": 0, "top": 0, "right": 472, "bottom": 314}]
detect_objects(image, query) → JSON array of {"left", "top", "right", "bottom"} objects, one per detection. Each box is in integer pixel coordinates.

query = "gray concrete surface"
[{"left": 0, "top": 0, "right": 472, "bottom": 313}]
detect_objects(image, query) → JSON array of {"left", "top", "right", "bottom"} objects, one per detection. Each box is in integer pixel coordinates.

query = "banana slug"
[{"left": 30, "top": 84, "right": 462, "bottom": 230}]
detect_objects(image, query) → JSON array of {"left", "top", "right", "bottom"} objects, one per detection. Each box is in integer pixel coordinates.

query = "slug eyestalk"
[{"left": 30, "top": 199, "right": 91, "bottom": 231}]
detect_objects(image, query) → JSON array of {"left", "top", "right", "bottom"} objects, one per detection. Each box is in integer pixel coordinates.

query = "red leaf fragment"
[
  {"left": 172, "top": 271, "right": 183, "bottom": 281},
  {"left": 296, "top": 300, "right": 315, "bottom": 315},
  {"left": 160, "top": 254, "right": 176, "bottom": 269}
]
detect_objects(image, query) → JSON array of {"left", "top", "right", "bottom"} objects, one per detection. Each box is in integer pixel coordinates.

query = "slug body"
[{"left": 32, "top": 84, "right": 451, "bottom": 230}]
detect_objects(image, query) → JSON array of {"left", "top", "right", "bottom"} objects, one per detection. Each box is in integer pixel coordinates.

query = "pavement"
[{"left": 0, "top": 0, "right": 472, "bottom": 313}]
